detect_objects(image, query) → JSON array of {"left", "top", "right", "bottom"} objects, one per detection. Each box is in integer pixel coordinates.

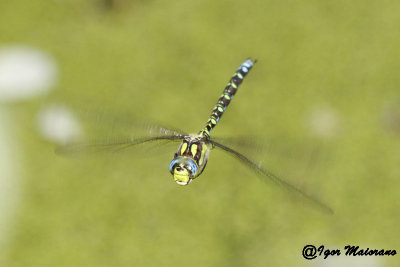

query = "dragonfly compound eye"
[{"left": 169, "top": 157, "right": 199, "bottom": 185}]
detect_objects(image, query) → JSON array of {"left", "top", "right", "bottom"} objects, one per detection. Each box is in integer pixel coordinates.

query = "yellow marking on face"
[
  {"left": 180, "top": 142, "right": 188, "bottom": 155},
  {"left": 174, "top": 167, "right": 190, "bottom": 184},
  {"left": 191, "top": 144, "right": 198, "bottom": 157}
]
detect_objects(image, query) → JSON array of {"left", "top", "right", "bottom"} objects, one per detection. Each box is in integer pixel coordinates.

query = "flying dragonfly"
[{"left": 58, "top": 58, "right": 333, "bottom": 214}]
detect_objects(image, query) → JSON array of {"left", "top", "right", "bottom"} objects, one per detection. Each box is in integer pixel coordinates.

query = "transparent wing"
[
  {"left": 86, "top": 109, "right": 188, "bottom": 137},
  {"left": 56, "top": 135, "right": 184, "bottom": 155},
  {"left": 41, "top": 107, "right": 187, "bottom": 155},
  {"left": 67, "top": 108, "right": 187, "bottom": 140},
  {"left": 210, "top": 139, "right": 334, "bottom": 214},
  {"left": 211, "top": 135, "right": 328, "bottom": 165}
]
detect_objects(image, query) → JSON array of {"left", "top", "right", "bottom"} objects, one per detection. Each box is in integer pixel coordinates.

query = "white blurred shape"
[
  {"left": 0, "top": 108, "right": 20, "bottom": 252},
  {"left": 37, "top": 105, "right": 83, "bottom": 144},
  {"left": 308, "top": 106, "right": 340, "bottom": 138},
  {"left": 0, "top": 45, "right": 58, "bottom": 102}
]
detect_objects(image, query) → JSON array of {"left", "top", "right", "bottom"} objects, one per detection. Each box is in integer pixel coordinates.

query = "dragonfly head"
[{"left": 169, "top": 156, "right": 199, "bottom": 185}]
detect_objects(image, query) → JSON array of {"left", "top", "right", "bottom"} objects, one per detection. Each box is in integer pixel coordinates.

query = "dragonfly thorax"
[{"left": 169, "top": 134, "right": 211, "bottom": 185}]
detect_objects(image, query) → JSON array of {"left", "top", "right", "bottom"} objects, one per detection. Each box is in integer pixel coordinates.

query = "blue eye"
[{"left": 169, "top": 157, "right": 198, "bottom": 177}]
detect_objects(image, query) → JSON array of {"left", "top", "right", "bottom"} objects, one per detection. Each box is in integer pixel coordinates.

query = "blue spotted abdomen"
[{"left": 200, "top": 58, "right": 256, "bottom": 137}]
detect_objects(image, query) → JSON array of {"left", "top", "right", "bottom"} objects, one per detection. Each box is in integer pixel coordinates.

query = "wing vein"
[{"left": 211, "top": 140, "right": 334, "bottom": 214}]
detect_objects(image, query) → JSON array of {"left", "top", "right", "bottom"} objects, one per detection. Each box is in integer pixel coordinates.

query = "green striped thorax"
[{"left": 169, "top": 58, "right": 255, "bottom": 185}]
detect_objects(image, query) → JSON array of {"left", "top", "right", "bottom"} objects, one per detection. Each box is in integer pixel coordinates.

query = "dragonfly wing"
[
  {"left": 210, "top": 140, "right": 334, "bottom": 214},
  {"left": 211, "top": 135, "right": 328, "bottom": 166},
  {"left": 56, "top": 135, "right": 184, "bottom": 155}
]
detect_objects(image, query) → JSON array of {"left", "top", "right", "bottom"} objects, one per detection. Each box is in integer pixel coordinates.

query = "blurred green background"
[{"left": 1, "top": 0, "right": 400, "bottom": 266}]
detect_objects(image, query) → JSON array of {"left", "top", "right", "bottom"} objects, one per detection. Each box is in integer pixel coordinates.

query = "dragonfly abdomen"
[{"left": 200, "top": 58, "right": 256, "bottom": 137}]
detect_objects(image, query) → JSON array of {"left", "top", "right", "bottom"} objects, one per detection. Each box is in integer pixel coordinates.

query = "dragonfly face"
[
  {"left": 169, "top": 134, "right": 211, "bottom": 185},
  {"left": 168, "top": 156, "right": 198, "bottom": 185}
]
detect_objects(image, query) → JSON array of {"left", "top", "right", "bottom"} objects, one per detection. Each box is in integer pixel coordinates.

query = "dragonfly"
[{"left": 58, "top": 58, "right": 333, "bottom": 213}]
